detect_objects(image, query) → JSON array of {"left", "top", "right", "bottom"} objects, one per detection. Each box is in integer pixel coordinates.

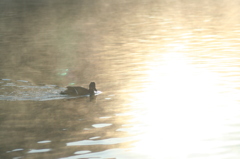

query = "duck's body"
[{"left": 60, "top": 82, "right": 97, "bottom": 96}]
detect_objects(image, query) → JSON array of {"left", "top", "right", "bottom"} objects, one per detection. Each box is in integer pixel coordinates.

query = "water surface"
[{"left": 1, "top": 1, "right": 240, "bottom": 159}]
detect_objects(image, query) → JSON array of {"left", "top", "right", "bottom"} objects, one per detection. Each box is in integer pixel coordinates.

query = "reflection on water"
[
  {"left": 1, "top": 0, "right": 240, "bottom": 159},
  {"left": 28, "top": 149, "right": 52, "bottom": 154},
  {"left": 130, "top": 52, "right": 240, "bottom": 159}
]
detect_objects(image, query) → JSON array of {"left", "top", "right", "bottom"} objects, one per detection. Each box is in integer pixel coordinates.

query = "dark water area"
[
  {"left": 1, "top": 0, "right": 240, "bottom": 159},
  {"left": 0, "top": 98, "right": 134, "bottom": 159}
]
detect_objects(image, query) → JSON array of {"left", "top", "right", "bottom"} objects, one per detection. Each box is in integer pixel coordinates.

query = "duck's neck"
[{"left": 89, "top": 88, "right": 95, "bottom": 96}]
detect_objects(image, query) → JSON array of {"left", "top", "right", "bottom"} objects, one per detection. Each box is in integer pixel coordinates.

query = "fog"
[
  {"left": 1, "top": 1, "right": 240, "bottom": 158},
  {"left": 1, "top": 0, "right": 239, "bottom": 85}
]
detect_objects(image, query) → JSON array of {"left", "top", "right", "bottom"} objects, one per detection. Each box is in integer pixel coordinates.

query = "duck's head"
[{"left": 89, "top": 82, "right": 97, "bottom": 95}]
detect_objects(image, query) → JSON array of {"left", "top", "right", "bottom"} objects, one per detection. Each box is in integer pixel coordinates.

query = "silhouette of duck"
[{"left": 60, "top": 82, "right": 97, "bottom": 96}]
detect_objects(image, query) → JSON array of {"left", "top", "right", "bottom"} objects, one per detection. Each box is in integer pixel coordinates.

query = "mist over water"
[{"left": 1, "top": 0, "right": 240, "bottom": 159}]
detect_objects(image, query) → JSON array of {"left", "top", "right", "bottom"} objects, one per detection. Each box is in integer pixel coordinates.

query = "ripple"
[
  {"left": 92, "top": 123, "right": 112, "bottom": 128},
  {"left": 99, "top": 116, "right": 112, "bottom": 119},
  {"left": 66, "top": 137, "right": 135, "bottom": 146},
  {"left": 115, "top": 112, "right": 133, "bottom": 116},
  {"left": 3, "top": 83, "right": 16, "bottom": 86},
  {"left": 74, "top": 150, "right": 91, "bottom": 155},
  {"left": 59, "top": 148, "right": 145, "bottom": 159},
  {"left": 28, "top": 149, "right": 51, "bottom": 153},
  {"left": 17, "top": 80, "right": 29, "bottom": 83},
  {"left": 12, "top": 148, "right": 24, "bottom": 152},
  {"left": 7, "top": 148, "right": 24, "bottom": 153},
  {"left": 89, "top": 136, "right": 101, "bottom": 140},
  {"left": 116, "top": 128, "right": 130, "bottom": 132},
  {"left": 37, "top": 140, "right": 51, "bottom": 144},
  {"left": 1, "top": 79, "right": 11, "bottom": 81}
]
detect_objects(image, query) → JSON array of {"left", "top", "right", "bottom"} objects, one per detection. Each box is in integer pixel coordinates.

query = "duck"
[{"left": 60, "top": 82, "right": 97, "bottom": 96}]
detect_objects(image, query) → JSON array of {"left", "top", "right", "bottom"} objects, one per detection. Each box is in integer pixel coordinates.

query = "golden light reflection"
[{"left": 130, "top": 51, "right": 240, "bottom": 158}]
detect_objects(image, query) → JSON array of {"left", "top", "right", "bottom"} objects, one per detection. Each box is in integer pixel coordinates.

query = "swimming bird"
[{"left": 60, "top": 82, "right": 97, "bottom": 96}]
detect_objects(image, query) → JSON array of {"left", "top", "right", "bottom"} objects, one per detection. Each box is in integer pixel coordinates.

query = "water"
[{"left": 1, "top": 0, "right": 240, "bottom": 158}]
